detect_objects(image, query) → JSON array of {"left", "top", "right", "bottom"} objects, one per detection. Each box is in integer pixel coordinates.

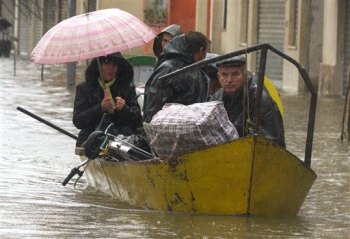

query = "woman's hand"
[
  {"left": 101, "top": 97, "right": 114, "bottom": 112},
  {"left": 114, "top": 96, "right": 125, "bottom": 111},
  {"left": 101, "top": 90, "right": 115, "bottom": 113}
]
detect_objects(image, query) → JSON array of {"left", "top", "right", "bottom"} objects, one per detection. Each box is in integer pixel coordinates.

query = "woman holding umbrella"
[{"left": 73, "top": 53, "right": 143, "bottom": 147}]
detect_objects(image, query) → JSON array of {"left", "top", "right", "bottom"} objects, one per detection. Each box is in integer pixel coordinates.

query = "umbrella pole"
[
  {"left": 41, "top": 64, "right": 44, "bottom": 81},
  {"left": 97, "top": 58, "right": 106, "bottom": 89}
]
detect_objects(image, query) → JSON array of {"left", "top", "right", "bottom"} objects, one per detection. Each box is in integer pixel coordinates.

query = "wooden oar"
[{"left": 16, "top": 106, "right": 78, "bottom": 140}]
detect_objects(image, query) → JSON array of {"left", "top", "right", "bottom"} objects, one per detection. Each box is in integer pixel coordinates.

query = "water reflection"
[{"left": 0, "top": 58, "right": 349, "bottom": 238}]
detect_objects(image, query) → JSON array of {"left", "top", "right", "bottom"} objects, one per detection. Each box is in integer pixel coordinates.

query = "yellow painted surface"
[
  {"left": 83, "top": 136, "right": 316, "bottom": 216},
  {"left": 96, "top": 137, "right": 254, "bottom": 214},
  {"left": 264, "top": 76, "right": 284, "bottom": 117},
  {"left": 249, "top": 137, "right": 317, "bottom": 216},
  {"left": 179, "top": 138, "right": 253, "bottom": 214}
]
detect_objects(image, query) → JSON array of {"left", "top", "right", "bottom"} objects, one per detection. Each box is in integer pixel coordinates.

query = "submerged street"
[{"left": 0, "top": 57, "right": 349, "bottom": 238}]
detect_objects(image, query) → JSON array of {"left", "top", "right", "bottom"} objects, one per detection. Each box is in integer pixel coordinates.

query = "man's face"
[
  {"left": 217, "top": 66, "right": 245, "bottom": 97},
  {"left": 161, "top": 33, "right": 174, "bottom": 50},
  {"left": 101, "top": 62, "right": 118, "bottom": 82}
]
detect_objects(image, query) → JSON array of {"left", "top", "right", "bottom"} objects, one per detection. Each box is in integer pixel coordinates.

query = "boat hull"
[{"left": 81, "top": 136, "right": 316, "bottom": 216}]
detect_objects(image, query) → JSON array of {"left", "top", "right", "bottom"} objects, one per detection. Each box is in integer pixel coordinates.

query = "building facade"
[
  {"left": 0, "top": 0, "right": 349, "bottom": 96},
  {"left": 196, "top": 0, "right": 349, "bottom": 96}
]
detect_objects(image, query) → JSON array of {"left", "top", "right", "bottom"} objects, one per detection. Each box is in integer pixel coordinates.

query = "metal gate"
[{"left": 256, "top": 0, "right": 285, "bottom": 88}]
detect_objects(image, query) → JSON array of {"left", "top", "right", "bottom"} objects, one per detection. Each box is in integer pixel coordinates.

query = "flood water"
[{"left": 0, "top": 57, "right": 349, "bottom": 238}]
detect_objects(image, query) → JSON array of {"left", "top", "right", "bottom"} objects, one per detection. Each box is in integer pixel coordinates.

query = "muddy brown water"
[{"left": 0, "top": 58, "right": 349, "bottom": 238}]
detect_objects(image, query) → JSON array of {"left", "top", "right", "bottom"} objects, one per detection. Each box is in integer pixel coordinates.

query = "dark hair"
[
  {"left": 85, "top": 53, "right": 134, "bottom": 87},
  {"left": 98, "top": 52, "right": 122, "bottom": 64},
  {"left": 185, "top": 31, "right": 208, "bottom": 54}
]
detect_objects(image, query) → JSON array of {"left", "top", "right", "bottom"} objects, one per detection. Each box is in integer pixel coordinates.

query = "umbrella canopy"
[{"left": 30, "top": 8, "right": 155, "bottom": 64}]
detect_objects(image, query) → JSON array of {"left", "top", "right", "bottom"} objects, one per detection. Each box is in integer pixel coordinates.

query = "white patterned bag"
[{"left": 143, "top": 101, "right": 239, "bottom": 158}]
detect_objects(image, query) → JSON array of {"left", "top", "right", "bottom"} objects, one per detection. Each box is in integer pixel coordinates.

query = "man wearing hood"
[
  {"left": 73, "top": 53, "right": 142, "bottom": 146},
  {"left": 143, "top": 31, "right": 210, "bottom": 123},
  {"left": 153, "top": 24, "right": 182, "bottom": 68}
]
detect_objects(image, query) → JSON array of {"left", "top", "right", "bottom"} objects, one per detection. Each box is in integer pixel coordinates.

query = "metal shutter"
[
  {"left": 344, "top": 1, "right": 350, "bottom": 96},
  {"left": 34, "top": 3, "right": 43, "bottom": 47},
  {"left": 60, "top": 0, "right": 69, "bottom": 20},
  {"left": 44, "top": 0, "right": 57, "bottom": 32},
  {"left": 18, "top": 0, "right": 29, "bottom": 55},
  {"left": 256, "top": 0, "right": 285, "bottom": 88}
]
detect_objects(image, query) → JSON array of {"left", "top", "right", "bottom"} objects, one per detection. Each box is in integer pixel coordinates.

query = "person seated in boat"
[
  {"left": 202, "top": 52, "right": 221, "bottom": 97},
  {"left": 152, "top": 24, "right": 182, "bottom": 68},
  {"left": 211, "top": 56, "right": 286, "bottom": 147},
  {"left": 143, "top": 31, "right": 210, "bottom": 123},
  {"left": 73, "top": 53, "right": 143, "bottom": 147}
]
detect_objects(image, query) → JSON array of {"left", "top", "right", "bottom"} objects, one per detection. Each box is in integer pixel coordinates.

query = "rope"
[{"left": 73, "top": 159, "right": 91, "bottom": 188}]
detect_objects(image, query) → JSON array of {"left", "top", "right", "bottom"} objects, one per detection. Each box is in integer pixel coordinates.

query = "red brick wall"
[
  {"left": 168, "top": 0, "right": 196, "bottom": 33},
  {"left": 139, "top": 0, "right": 197, "bottom": 55}
]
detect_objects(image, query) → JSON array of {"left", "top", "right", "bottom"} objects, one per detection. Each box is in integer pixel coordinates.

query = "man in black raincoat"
[
  {"left": 143, "top": 31, "right": 210, "bottom": 123},
  {"left": 211, "top": 56, "right": 286, "bottom": 147},
  {"left": 152, "top": 24, "right": 182, "bottom": 68},
  {"left": 73, "top": 53, "right": 142, "bottom": 146}
]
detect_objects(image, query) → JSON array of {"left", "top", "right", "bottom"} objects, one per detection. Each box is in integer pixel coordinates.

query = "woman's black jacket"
[{"left": 73, "top": 56, "right": 142, "bottom": 146}]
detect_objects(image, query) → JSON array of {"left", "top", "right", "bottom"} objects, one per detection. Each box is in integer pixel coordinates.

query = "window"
[{"left": 144, "top": 0, "right": 167, "bottom": 25}]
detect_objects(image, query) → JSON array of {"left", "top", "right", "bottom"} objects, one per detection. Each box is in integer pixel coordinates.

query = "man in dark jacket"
[
  {"left": 143, "top": 31, "right": 210, "bottom": 123},
  {"left": 211, "top": 56, "right": 286, "bottom": 147},
  {"left": 73, "top": 53, "right": 142, "bottom": 146}
]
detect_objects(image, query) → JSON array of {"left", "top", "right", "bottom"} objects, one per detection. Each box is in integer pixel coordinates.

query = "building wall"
[
  {"left": 168, "top": 0, "right": 196, "bottom": 33},
  {"left": 197, "top": 0, "right": 346, "bottom": 95},
  {"left": 344, "top": 1, "right": 350, "bottom": 95},
  {"left": 2, "top": 0, "right": 347, "bottom": 95},
  {"left": 210, "top": 0, "right": 223, "bottom": 53},
  {"left": 282, "top": 0, "right": 308, "bottom": 92},
  {"left": 306, "top": 0, "right": 323, "bottom": 88},
  {"left": 97, "top": 0, "right": 144, "bottom": 20},
  {"left": 318, "top": 0, "right": 344, "bottom": 96},
  {"left": 195, "top": 0, "right": 209, "bottom": 38},
  {"left": 220, "top": 0, "right": 240, "bottom": 53}
]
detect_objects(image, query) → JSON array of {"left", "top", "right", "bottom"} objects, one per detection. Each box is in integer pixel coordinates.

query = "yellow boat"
[
  {"left": 17, "top": 43, "right": 311, "bottom": 217},
  {"left": 68, "top": 44, "right": 319, "bottom": 217},
  {"left": 75, "top": 135, "right": 316, "bottom": 217}
]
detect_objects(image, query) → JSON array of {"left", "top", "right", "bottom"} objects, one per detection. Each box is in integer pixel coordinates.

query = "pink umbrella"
[{"left": 30, "top": 8, "right": 155, "bottom": 64}]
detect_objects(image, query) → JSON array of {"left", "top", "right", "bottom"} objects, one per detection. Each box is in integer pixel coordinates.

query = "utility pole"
[{"left": 66, "top": 0, "right": 76, "bottom": 89}]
